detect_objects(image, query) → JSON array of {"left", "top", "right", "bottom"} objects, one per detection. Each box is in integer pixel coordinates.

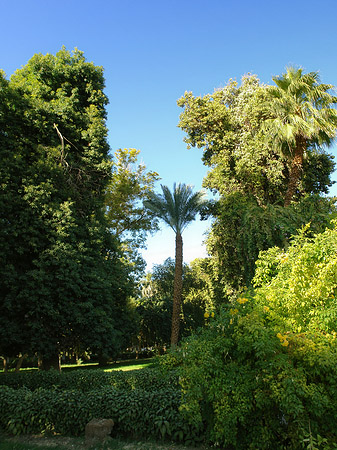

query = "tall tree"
[
  {"left": 144, "top": 183, "right": 206, "bottom": 347},
  {"left": 178, "top": 73, "right": 336, "bottom": 205},
  {"left": 178, "top": 75, "right": 287, "bottom": 205},
  {"left": 178, "top": 70, "right": 337, "bottom": 295},
  {"left": 264, "top": 67, "right": 337, "bottom": 206},
  {"left": 0, "top": 49, "right": 134, "bottom": 369}
]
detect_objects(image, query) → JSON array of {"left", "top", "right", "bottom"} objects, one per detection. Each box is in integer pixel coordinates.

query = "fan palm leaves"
[
  {"left": 264, "top": 66, "right": 337, "bottom": 206},
  {"left": 144, "top": 183, "right": 206, "bottom": 347}
]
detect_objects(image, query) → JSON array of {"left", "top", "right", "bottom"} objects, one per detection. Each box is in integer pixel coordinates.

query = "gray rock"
[{"left": 85, "top": 418, "right": 114, "bottom": 445}]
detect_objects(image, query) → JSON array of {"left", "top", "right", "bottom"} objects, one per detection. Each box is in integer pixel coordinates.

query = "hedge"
[
  {"left": 0, "top": 385, "right": 203, "bottom": 444},
  {"left": 0, "top": 368, "right": 203, "bottom": 445},
  {"left": 0, "top": 367, "right": 179, "bottom": 392}
]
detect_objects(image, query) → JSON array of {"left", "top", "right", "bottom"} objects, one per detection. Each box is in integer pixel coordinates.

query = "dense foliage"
[
  {"left": 178, "top": 70, "right": 337, "bottom": 294},
  {"left": 207, "top": 193, "right": 337, "bottom": 296},
  {"left": 0, "top": 49, "right": 134, "bottom": 368},
  {"left": 2, "top": 51, "right": 337, "bottom": 450},
  {"left": 0, "top": 366, "right": 179, "bottom": 392},
  {"left": 105, "top": 147, "right": 160, "bottom": 277},
  {"left": 178, "top": 72, "right": 336, "bottom": 205},
  {"left": 168, "top": 220, "right": 337, "bottom": 449},
  {"left": 0, "top": 368, "right": 203, "bottom": 445},
  {"left": 253, "top": 221, "right": 337, "bottom": 333}
]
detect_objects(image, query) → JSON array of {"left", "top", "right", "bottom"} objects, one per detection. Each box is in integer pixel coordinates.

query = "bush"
[
  {"left": 177, "top": 307, "right": 337, "bottom": 449},
  {"left": 175, "top": 221, "right": 337, "bottom": 449},
  {"left": 0, "top": 385, "right": 203, "bottom": 444},
  {"left": 0, "top": 366, "right": 179, "bottom": 392},
  {"left": 0, "top": 367, "right": 202, "bottom": 445}
]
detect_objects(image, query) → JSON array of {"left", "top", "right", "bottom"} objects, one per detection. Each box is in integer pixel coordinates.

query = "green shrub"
[
  {"left": 0, "top": 385, "right": 202, "bottom": 444},
  {"left": 0, "top": 367, "right": 179, "bottom": 392},
  {"left": 177, "top": 307, "right": 337, "bottom": 449},
  {"left": 0, "top": 368, "right": 201, "bottom": 445},
  {"left": 176, "top": 221, "right": 337, "bottom": 449}
]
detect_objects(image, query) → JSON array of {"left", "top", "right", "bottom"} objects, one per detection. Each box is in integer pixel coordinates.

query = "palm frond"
[{"left": 144, "top": 183, "right": 206, "bottom": 234}]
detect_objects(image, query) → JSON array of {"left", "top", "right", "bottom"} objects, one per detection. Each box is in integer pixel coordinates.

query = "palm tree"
[
  {"left": 144, "top": 183, "right": 206, "bottom": 348},
  {"left": 264, "top": 67, "right": 337, "bottom": 206}
]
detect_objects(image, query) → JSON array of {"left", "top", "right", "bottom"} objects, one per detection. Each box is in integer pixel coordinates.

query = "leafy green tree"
[
  {"left": 207, "top": 193, "right": 336, "bottom": 296},
  {"left": 105, "top": 148, "right": 160, "bottom": 277},
  {"left": 10, "top": 47, "right": 112, "bottom": 209},
  {"left": 178, "top": 75, "right": 286, "bottom": 205},
  {"left": 178, "top": 72, "right": 336, "bottom": 205},
  {"left": 0, "top": 70, "right": 36, "bottom": 360},
  {"left": 106, "top": 148, "right": 159, "bottom": 240},
  {"left": 144, "top": 184, "right": 206, "bottom": 347},
  {"left": 0, "top": 49, "right": 134, "bottom": 369},
  {"left": 264, "top": 67, "right": 337, "bottom": 206},
  {"left": 178, "top": 71, "right": 337, "bottom": 294}
]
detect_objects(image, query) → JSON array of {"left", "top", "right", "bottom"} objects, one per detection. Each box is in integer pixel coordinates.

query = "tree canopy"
[
  {"left": 0, "top": 49, "right": 134, "bottom": 369},
  {"left": 104, "top": 148, "right": 160, "bottom": 278},
  {"left": 264, "top": 67, "right": 337, "bottom": 206},
  {"left": 178, "top": 72, "right": 336, "bottom": 205},
  {"left": 178, "top": 69, "right": 337, "bottom": 294}
]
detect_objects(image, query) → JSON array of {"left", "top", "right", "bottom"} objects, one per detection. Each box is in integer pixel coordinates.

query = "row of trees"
[
  {"left": 157, "top": 67, "right": 337, "bottom": 448},
  {"left": 138, "top": 67, "right": 337, "bottom": 349},
  {"left": 1, "top": 49, "right": 337, "bottom": 367},
  {"left": 133, "top": 67, "right": 337, "bottom": 352}
]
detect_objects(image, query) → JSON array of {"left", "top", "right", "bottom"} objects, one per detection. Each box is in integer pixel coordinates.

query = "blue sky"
[{"left": 2, "top": 0, "right": 337, "bottom": 270}]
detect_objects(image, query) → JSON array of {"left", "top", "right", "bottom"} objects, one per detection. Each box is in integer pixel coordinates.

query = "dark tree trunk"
[
  {"left": 15, "top": 354, "right": 27, "bottom": 372},
  {"left": 2, "top": 357, "right": 8, "bottom": 373},
  {"left": 98, "top": 354, "right": 109, "bottom": 367},
  {"left": 284, "top": 137, "right": 305, "bottom": 207},
  {"left": 171, "top": 232, "right": 183, "bottom": 349},
  {"left": 39, "top": 353, "right": 61, "bottom": 371}
]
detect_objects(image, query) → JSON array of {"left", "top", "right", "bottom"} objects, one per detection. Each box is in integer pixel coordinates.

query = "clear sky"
[{"left": 2, "top": 0, "right": 337, "bottom": 270}]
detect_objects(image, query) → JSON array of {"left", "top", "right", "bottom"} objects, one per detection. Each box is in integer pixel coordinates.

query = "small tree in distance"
[{"left": 144, "top": 183, "right": 206, "bottom": 348}]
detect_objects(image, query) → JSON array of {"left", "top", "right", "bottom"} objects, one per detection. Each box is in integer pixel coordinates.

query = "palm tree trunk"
[
  {"left": 284, "top": 137, "right": 305, "bottom": 207},
  {"left": 171, "top": 232, "right": 183, "bottom": 349}
]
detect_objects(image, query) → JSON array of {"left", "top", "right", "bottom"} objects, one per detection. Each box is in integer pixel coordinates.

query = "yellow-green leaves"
[{"left": 253, "top": 220, "right": 337, "bottom": 334}]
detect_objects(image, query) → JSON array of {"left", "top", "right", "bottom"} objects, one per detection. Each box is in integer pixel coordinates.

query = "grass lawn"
[
  {"left": 0, "top": 358, "right": 155, "bottom": 374},
  {"left": 62, "top": 358, "right": 155, "bottom": 372}
]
